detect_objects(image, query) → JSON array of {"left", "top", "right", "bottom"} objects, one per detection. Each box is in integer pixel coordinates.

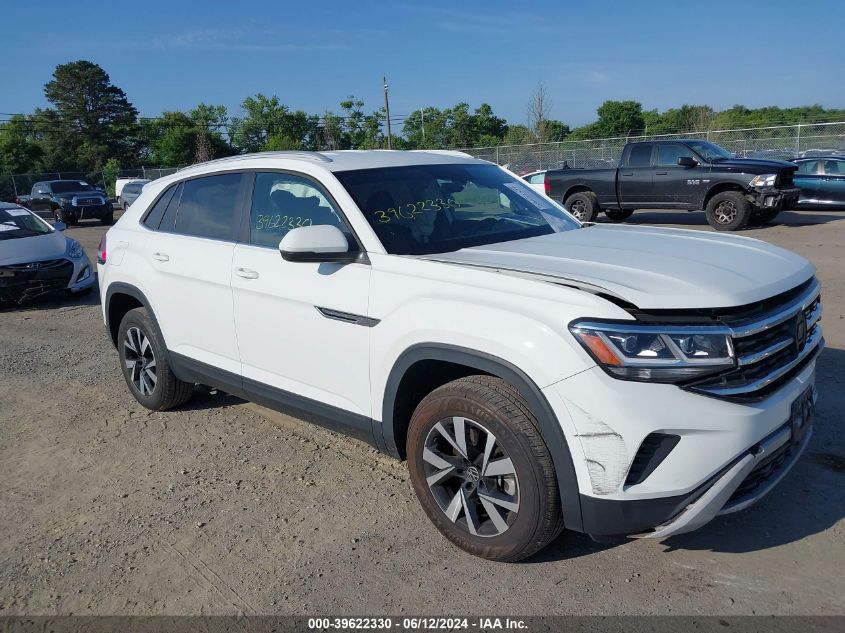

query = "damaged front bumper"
[
  {"left": 0, "top": 256, "right": 95, "bottom": 304},
  {"left": 748, "top": 186, "right": 801, "bottom": 211}
]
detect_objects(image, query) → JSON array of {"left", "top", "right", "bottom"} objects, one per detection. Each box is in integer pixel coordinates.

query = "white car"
[
  {"left": 522, "top": 170, "right": 547, "bottom": 195},
  {"left": 0, "top": 203, "right": 96, "bottom": 304},
  {"left": 98, "top": 150, "right": 822, "bottom": 561}
]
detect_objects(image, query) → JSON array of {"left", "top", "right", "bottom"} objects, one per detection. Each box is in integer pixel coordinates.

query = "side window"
[
  {"left": 796, "top": 161, "right": 819, "bottom": 174},
  {"left": 528, "top": 173, "right": 545, "bottom": 184},
  {"left": 656, "top": 144, "right": 692, "bottom": 167},
  {"left": 143, "top": 184, "right": 177, "bottom": 230},
  {"left": 249, "top": 172, "right": 347, "bottom": 248},
  {"left": 159, "top": 183, "right": 183, "bottom": 232},
  {"left": 174, "top": 173, "right": 244, "bottom": 241},
  {"left": 823, "top": 160, "right": 842, "bottom": 175},
  {"left": 626, "top": 144, "right": 653, "bottom": 167}
]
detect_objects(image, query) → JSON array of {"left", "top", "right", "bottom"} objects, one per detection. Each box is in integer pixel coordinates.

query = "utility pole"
[
  {"left": 383, "top": 76, "right": 392, "bottom": 149},
  {"left": 421, "top": 109, "right": 426, "bottom": 144}
]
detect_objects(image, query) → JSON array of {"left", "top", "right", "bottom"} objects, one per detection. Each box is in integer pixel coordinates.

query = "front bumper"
[
  {"left": 544, "top": 353, "right": 818, "bottom": 537},
  {"left": 60, "top": 202, "right": 111, "bottom": 220},
  {"left": 749, "top": 186, "right": 800, "bottom": 211},
  {"left": 0, "top": 255, "right": 95, "bottom": 303}
]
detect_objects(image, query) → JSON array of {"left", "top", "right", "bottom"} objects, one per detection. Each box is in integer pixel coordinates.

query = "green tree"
[
  {"left": 593, "top": 100, "right": 645, "bottom": 137},
  {"left": 0, "top": 115, "right": 44, "bottom": 174},
  {"left": 41, "top": 60, "right": 139, "bottom": 171},
  {"left": 229, "top": 94, "right": 317, "bottom": 152}
]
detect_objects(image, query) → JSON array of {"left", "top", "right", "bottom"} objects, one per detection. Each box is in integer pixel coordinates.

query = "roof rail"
[
  {"left": 178, "top": 151, "right": 333, "bottom": 172},
  {"left": 410, "top": 149, "right": 474, "bottom": 159}
]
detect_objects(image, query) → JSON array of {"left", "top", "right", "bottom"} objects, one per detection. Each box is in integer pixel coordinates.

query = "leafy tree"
[
  {"left": 593, "top": 100, "right": 645, "bottom": 137},
  {"left": 229, "top": 94, "right": 318, "bottom": 152},
  {"left": 102, "top": 158, "right": 121, "bottom": 196},
  {"left": 41, "top": 60, "right": 139, "bottom": 171},
  {"left": 543, "top": 120, "right": 570, "bottom": 142},
  {"left": 0, "top": 115, "right": 44, "bottom": 174}
]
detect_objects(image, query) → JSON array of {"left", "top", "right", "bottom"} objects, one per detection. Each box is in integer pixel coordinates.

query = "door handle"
[
  {"left": 622, "top": 172, "right": 633, "bottom": 176},
  {"left": 234, "top": 267, "right": 260, "bottom": 279},
  {"left": 152, "top": 252, "right": 169, "bottom": 262},
  {"left": 655, "top": 171, "right": 668, "bottom": 175}
]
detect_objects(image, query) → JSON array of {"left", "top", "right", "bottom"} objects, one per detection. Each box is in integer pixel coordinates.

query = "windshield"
[
  {"left": 335, "top": 163, "right": 580, "bottom": 255},
  {"left": 0, "top": 208, "right": 54, "bottom": 240},
  {"left": 685, "top": 141, "right": 733, "bottom": 162},
  {"left": 50, "top": 181, "right": 95, "bottom": 193}
]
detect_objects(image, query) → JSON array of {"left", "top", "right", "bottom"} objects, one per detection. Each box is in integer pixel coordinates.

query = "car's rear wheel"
[
  {"left": 604, "top": 209, "right": 634, "bottom": 223},
  {"left": 117, "top": 308, "right": 193, "bottom": 411},
  {"left": 407, "top": 376, "right": 563, "bottom": 562},
  {"left": 705, "top": 191, "right": 751, "bottom": 231},
  {"left": 564, "top": 191, "right": 599, "bottom": 223}
]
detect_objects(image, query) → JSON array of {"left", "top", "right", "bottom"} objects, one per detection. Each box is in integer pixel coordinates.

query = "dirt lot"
[{"left": 1, "top": 208, "right": 843, "bottom": 616}]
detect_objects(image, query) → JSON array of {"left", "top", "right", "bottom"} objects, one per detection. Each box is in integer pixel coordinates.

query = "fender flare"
[
  {"left": 380, "top": 343, "right": 585, "bottom": 532},
  {"left": 103, "top": 282, "right": 169, "bottom": 360}
]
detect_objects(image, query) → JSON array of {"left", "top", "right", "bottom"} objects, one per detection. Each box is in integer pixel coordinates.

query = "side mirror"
[
  {"left": 678, "top": 156, "right": 698, "bottom": 168},
  {"left": 53, "top": 221, "right": 67, "bottom": 231},
  {"left": 279, "top": 224, "right": 359, "bottom": 263}
]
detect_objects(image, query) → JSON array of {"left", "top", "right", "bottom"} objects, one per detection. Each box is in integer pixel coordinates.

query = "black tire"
[
  {"left": 407, "top": 375, "right": 564, "bottom": 562},
  {"left": 53, "top": 207, "right": 65, "bottom": 223},
  {"left": 604, "top": 209, "right": 634, "bottom": 223},
  {"left": 117, "top": 307, "right": 193, "bottom": 411},
  {"left": 100, "top": 212, "right": 114, "bottom": 226},
  {"left": 748, "top": 208, "right": 780, "bottom": 226},
  {"left": 564, "top": 191, "right": 599, "bottom": 223},
  {"left": 705, "top": 191, "right": 751, "bottom": 231}
]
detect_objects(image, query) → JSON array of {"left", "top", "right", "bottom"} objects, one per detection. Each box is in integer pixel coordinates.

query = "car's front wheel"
[
  {"left": 705, "top": 191, "right": 751, "bottom": 231},
  {"left": 407, "top": 376, "right": 564, "bottom": 562},
  {"left": 117, "top": 308, "right": 193, "bottom": 411}
]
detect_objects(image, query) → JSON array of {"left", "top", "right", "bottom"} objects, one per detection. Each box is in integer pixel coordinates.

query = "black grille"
[
  {"left": 77, "top": 197, "right": 101, "bottom": 205},
  {"left": 727, "top": 439, "right": 795, "bottom": 504},
  {"left": 0, "top": 258, "right": 74, "bottom": 303},
  {"left": 732, "top": 318, "right": 793, "bottom": 357},
  {"left": 777, "top": 169, "right": 795, "bottom": 188}
]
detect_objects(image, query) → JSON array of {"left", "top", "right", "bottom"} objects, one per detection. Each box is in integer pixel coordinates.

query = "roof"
[
  {"left": 175, "top": 149, "right": 486, "bottom": 177},
  {"left": 0, "top": 202, "right": 24, "bottom": 210}
]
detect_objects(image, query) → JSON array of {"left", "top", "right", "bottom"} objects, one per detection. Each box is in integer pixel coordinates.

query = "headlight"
[
  {"left": 569, "top": 321, "right": 734, "bottom": 383},
  {"left": 750, "top": 174, "right": 777, "bottom": 187},
  {"left": 67, "top": 239, "right": 84, "bottom": 259},
  {"left": 60, "top": 198, "right": 73, "bottom": 207}
]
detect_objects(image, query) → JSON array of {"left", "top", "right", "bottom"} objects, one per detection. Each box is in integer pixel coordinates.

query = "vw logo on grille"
[{"left": 795, "top": 314, "right": 808, "bottom": 352}]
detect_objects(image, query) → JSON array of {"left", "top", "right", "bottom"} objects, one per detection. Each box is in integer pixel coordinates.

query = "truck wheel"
[
  {"left": 101, "top": 212, "right": 114, "bottom": 226},
  {"left": 749, "top": 209, "right": 780, "bottom": 226},
  {"left": 407, "top": 376, "right": 564, "bottom": 562},
  {"left": 117, "top": 308, "right": 194, "bottom": 411},
  {"left": 705, "top": 191, "right": 751, "bottom": 231},
  {"left": 564, "top": 191, "right": 599, "bottom": 222},
  {"left": 604, "top": 209, "right": 634, "bottom": 223}
]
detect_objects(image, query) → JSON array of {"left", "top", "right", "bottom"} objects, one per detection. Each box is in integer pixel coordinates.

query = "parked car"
[
  {"left": 790, "top": 157, "right": 845, "bottom": 208},
  {"left": 0, "top": 203, "right": 96, "bottom": 304},
  {"left": 118, "top": 179, "right": 151, "bottom": 209},
  {"left": 522, "top": 170, "right": 547, "bottom": 195},
  {"left": 99, "top": 150, "right": 821, "bottom": 561},
  {"left": 16, "top": 180, "right": 114, "bottom": 225},
  {"left": 545, "top": 140, "right": 800, "bottom": 230}
]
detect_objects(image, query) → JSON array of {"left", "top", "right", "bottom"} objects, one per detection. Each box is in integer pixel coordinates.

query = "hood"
[
  {"left": 420, "top": 226, "right": 815, "bottom": 310},
  {"left": 0, "top": 231, "right": 67, "bottom": 265},
  {"left": 713, "top": 157, "right": 797, "bottom": 172}
]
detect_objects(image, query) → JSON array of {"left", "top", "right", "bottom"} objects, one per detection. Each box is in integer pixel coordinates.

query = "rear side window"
[
  {"left": 626, "top": 144, "right": 653, "bottom": 167},
  {"left": 143, "top": 184, "right": 177, "bottom": 230},
  {"left": 173, "top": 174, "right": 244, "bottom": 241},
  {"left": 823, "top": 160, "right": 843, "bottom": 175}
]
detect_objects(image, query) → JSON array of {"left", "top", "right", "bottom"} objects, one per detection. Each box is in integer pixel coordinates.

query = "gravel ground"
[{"left": 1, "top": 208, "right": 843, "bottom": 616}]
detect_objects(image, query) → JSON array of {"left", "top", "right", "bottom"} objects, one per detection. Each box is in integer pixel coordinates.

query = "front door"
[
  {"left": 652, "top": 143, "right": 707, "bottom": 207},
  {"left": 231, "top": 171, "right": 372, "bottom": 435}
]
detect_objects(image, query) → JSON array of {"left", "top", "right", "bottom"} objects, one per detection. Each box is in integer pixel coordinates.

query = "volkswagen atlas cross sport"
[{"left": 97, "top": 150, "right": 823, "bottom": 561}]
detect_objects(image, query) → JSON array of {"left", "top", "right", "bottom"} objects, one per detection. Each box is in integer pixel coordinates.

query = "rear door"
[
  {"left": 618, "top": 143, "right": 655, "bottom": 206},
  {"left": 818, "top": 159, "right": 845, "bottom": 205},
  {"left": 142, "top": 172, "right": 249, "bottom": 375},
  {"left": 652, "top": 142, "right": 707, "bottom": 207}
]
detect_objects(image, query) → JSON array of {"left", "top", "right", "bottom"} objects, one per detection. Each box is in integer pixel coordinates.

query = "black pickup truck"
[
  {"left": 16, "top": 179, "right": 114, "bottom": 226},
  {"left": 545, "top": 139, "right": 800, "bottom": 230}
]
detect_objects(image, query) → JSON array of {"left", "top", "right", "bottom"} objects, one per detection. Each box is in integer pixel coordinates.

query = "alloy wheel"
[
  {"left": 422, "top": 416, "right": 519, "bottom": 537},
  {"left": 714, "top": 199, "right": 737, "bottom": 224},
  {"left": 124, "top": 326, "right": 157, "bottom": 396},
  {"left": 569, "top": 199, "right": 587, "bottom": 221}
]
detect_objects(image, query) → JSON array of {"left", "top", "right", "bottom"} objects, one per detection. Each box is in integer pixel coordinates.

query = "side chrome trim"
[{"left": 316, "top": 307, "right": 380, "bottom": 327}]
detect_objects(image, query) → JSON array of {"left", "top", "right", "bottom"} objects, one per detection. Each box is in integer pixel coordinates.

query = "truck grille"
[
  {"left": 777, "top": 169, "right": 795, "bottom": 188},
  {"left": 690, "top": 279, "right": 823, "bottom": 400}
]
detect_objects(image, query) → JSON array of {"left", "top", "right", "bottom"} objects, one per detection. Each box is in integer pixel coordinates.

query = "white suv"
[{"left": 98, "top": 150, "right": 822, "bottom": 561}]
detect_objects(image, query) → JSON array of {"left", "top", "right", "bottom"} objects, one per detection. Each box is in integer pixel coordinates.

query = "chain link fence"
[
  {"left": 1, "top": 167, "right": 182, "bottom": 203},
  {"left": 461, "top": 121, "right": 845, "bottom": 174}
]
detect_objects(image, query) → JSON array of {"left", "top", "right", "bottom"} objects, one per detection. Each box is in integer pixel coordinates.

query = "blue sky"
[{"left": 3, "top": 0, "right": 844, "bottom": 127}]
